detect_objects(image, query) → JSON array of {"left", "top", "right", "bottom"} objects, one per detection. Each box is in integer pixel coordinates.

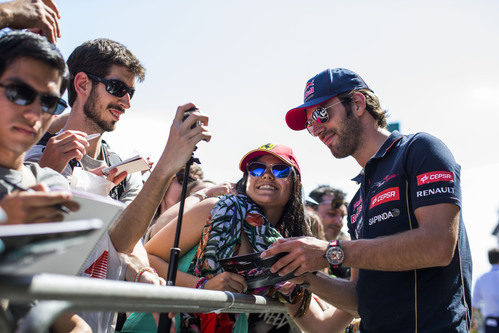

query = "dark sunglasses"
[
  {"left": 86, "top": 73, "right": 135, "bottom": 99},
  {"left": 319, "top": 197, "right": 345, "bottom": 210},
  {"left": 0, "top": 82, "right": 67, "bottom": 115},
  {"left": 331, "top": 198, "right": 345, "bottom": 209},
  {"left": 247, "top": 162, "right": 291, "bottom": 179}
]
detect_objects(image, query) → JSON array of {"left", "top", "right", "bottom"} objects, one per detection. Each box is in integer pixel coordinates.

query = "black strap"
[
  {"left": 37, "top": 132, "right": 82, "bottom": 169},
  {"left": 37, "top": 132, "right": 55, "bottom": 147},
  {"left": 101, "top": 139, "right": 127, "bottom": 201}
]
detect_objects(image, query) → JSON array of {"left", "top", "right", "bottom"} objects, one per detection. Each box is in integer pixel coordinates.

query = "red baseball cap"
[{"left": 239, "top": 143, "right": 301, "bottom": 177}]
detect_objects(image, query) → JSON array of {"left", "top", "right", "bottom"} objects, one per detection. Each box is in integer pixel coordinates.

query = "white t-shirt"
[{"left": 78, "top": 232, "right": 125, "bottom": 333}]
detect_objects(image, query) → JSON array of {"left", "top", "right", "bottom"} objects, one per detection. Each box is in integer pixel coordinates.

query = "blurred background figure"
[
  {"left": 472, "top": 248, "right": 499, "bottom": 333},
  {"left": 308, "top": 185, "right": 349, "bottom": 242},
  {"left": 159, "top": 163, "right": 204, "bottom": 214},
  {"left": 308, "top": 185, "right": 350, "bottom": 279}
]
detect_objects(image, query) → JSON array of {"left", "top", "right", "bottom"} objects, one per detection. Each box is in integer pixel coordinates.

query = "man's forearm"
[
  {"left": 343, "top": 227, "right": 454, "bottom": 271},
  {"left": 307, "top": 272, "right": 358, "bottom": 315},
  {"left": 343, "top": 203, "right": 460, "bottom": 271}
]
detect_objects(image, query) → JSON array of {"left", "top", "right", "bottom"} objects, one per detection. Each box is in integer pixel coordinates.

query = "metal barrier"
[{"left": 0, "top": 273, "right": 285, "bottom": 332}]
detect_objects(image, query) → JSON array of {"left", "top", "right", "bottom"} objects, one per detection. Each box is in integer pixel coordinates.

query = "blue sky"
[{"left": 55, "top": 0, "right": 499, "bottom": 283}]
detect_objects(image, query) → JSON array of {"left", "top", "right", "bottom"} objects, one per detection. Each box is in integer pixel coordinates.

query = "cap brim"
[
  {"left": 239, "top": 150, "right": 293, "bottom": 172},
  {"left": 285, "top": 95, "right": 337, "bottom": 131}
]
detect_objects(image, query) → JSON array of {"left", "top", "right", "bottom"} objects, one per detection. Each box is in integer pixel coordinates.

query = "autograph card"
[{"left": 219, "top": 251, "right": 295, "bottom": 289}]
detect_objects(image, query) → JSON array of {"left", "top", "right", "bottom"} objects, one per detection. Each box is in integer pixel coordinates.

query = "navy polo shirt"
[{"left": 347, "top": 131, "right": 472, "bottom": 332}]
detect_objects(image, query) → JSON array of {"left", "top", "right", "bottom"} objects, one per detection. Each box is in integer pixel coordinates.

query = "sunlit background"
[{"left": 55, "top": 0, "right": 499, "bottom": 286}]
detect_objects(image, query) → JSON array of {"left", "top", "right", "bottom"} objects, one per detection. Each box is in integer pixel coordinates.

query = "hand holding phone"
[{"left": 183, "top": 106, "right": 201, "bottom": 129}]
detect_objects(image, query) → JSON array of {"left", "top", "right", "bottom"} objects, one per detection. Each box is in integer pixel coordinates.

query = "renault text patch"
[
  {"left": 417, "top": 171, "right": 454, "bottom": 186},
  {"left": 370, "top": 187, "right": 400, "bottom": 209}
]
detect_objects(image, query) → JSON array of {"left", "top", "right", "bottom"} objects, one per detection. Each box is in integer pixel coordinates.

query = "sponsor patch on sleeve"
[
  {"left": 417, "top": 171, "right": 454, "bottom": 186},
  {"left": 369, "top": 187, "right": 400, "bottom": 209}
]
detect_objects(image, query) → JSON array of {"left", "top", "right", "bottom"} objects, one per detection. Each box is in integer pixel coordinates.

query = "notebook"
[
  {"left": 0, "top": 190, "right": 125, "bottom": 275},
  {"left": 101, "top": 155, "right": 150, "bottom": 176}
]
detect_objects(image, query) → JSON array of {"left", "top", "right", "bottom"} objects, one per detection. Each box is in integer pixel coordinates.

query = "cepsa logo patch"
[
  {"left": 417, "top": 171, "right": 454, "bottom": 186},
  {"left": 369, "top": 187, "right": 400, "bottom": 209}
]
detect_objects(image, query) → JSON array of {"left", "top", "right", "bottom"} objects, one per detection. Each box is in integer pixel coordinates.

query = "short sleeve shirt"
[
  {"left": 347, "top": 131, "right": 472, "bottom": 332},
  {"left": 0, "top": 162, "right": 69, "bottom": 199}
]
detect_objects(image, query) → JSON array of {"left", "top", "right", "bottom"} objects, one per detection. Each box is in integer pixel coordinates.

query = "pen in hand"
[
  {"left": 85, "top": 133, "right": 101, "bottom": 141},
  {"left": 1, "top": 179, "right": 72, "bottom": 215}
]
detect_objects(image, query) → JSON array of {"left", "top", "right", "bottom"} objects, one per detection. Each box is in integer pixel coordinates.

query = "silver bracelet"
[{"left": 191, "top": 192, "right": 207, "bottom": 201}]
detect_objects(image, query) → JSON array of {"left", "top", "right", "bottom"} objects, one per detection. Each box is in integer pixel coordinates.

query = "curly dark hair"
[{"left": 236, "top": 166, "right": 311, "bottom": 238}]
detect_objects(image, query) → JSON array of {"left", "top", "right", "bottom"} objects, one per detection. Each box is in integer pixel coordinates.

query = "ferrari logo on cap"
[{"left": 259, "top": 143, "right": 276, "bottom": 150}]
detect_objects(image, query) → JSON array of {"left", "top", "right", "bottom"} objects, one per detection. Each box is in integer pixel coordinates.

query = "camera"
[{"left": 183, "top": 107, "right": 199, "bottom": 129}]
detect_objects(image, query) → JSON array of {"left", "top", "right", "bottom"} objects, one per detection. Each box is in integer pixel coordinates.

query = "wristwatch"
[{"left": 324, "top": 240, "right": 344, "bottom": 269}]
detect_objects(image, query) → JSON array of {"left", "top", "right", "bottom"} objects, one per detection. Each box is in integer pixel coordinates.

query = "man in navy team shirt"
[{"left": 263, "top": 68, "right": 472, "bottom": 332}]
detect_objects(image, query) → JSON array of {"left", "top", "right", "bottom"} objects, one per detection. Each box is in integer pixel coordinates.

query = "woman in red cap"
[{"left": 141, "top": 143, "right": 311, "bottom": 331}]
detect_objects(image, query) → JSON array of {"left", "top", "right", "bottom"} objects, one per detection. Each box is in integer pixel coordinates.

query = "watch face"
[{"left": 326, "top": 246, "right": 344, "bottom": 265}]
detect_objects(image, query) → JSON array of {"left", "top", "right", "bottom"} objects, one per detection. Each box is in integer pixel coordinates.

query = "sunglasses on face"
[
  {"left": 247, "top": 162, "right": 291, "bottom": 179},
  {"left": 306, "top": 100, "right": 343, "bottom": 136},
  {"left": 86, "top": 73, "right": 135, "bottom": 99},
  {"left": 319, "top": 198, "right": 345, "bottom": 210},
  {"left": 0, "top": 82, "right": 67, "bottom": 115}
]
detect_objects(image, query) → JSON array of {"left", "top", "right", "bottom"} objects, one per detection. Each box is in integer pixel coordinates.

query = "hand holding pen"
[
  {"left": 0, "top": 181, "right": 79, "bottom": 224},
  {"left": 38, "top": 130, "right": 101, "bottom": 173}
]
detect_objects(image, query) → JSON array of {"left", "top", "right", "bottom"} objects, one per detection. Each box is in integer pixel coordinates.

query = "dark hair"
[
  {"left": 488, "top": 248, "right": 499, "bottom": 265},
  {"left": 66, "top": 38, "right": 145, "bottom": 106},
  {"left": 0, "top": 31, "right": 69, "bottom": 95},
  {"left": 305, "top": 210, "right": 326, "bottom": 240},
  {"left": 175, "top": 163, "right": 204, "bottom": 185},
  {"left": 338, "top": 89, "right": 387, "bottom": 128},
  {"left": 236, "top": 166, "right": 311, "bottom": 238},
  {"left": 309, "top": 185, "right": 346, "bottom": 207}
]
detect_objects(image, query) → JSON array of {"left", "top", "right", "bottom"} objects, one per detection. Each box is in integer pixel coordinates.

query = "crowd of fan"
[
  {"left": 0, "top": 1, "right": 359, "bottom": 332},
  {"left": 1, "top": 1, "right": 493, "bottom": 333}
]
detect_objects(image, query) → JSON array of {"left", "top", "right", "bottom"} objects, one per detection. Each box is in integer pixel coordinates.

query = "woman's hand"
[{"left": 204, "top": 272, "right": 248, "bottom": 293}]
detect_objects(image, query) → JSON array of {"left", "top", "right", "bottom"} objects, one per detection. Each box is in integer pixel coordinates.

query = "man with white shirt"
[
  {"left": 473, "top": 248, "right": 499, "bottom": 333},
  {"left": 25, "top": 38, "right": 145, "bottom": 204}
]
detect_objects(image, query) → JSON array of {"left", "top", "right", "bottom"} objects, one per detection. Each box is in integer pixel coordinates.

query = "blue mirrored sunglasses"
[{"left": 247, "top": 162, "right": 291, "bottom": 178}]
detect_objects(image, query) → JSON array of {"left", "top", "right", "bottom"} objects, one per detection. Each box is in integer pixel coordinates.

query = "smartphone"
[{"left": 183, "top": 106, "right": 199, "bottom": 129}]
